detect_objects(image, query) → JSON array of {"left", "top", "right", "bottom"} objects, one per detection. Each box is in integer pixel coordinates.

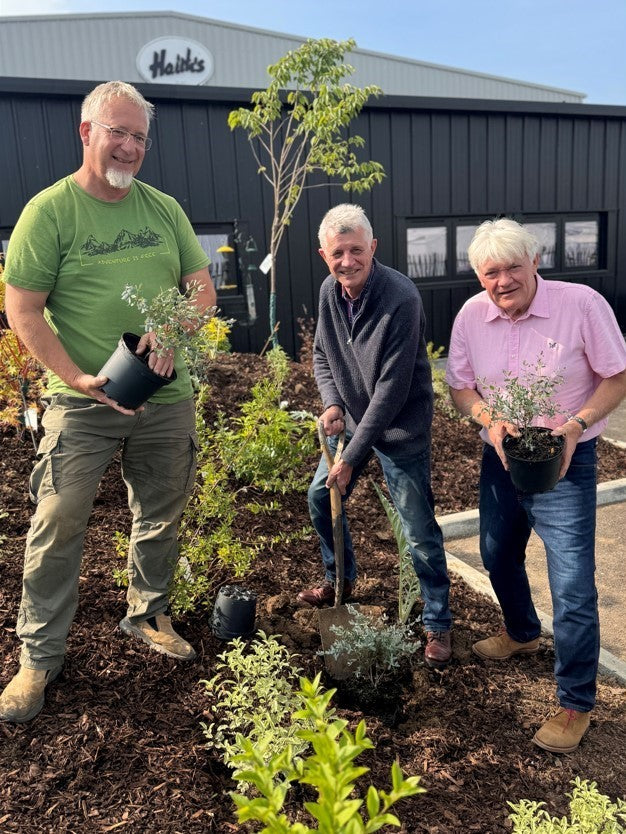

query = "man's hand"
[
  {"left": 135, "top": 332, "right": 175, "bottom": 378},
  {"left": 320, "top": 405, "right": 345, "bottom": 436},
  {"left": 326, "top": 458, "right": 353, "bottom": 496},
  {"left": 70, "top": 372, "right": 140, "bottom": 416},
  {"left": 551, "top": 421, "right": 585, "bottom": 479},
  {"left": 487, "top": 420, "right": 520, "bottom": 470}
]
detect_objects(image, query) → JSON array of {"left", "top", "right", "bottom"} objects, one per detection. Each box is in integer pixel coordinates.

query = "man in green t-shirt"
[{"left": 1, "top": 81, "right": 216, "bottom": 723}]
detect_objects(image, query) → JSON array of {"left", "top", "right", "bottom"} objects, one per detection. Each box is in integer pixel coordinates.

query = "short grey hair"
[
  {"left": 81, "top": 81, "right": 155, "bottom": 124},
  {"left": 318, "top": 204, "right": 373, "bottom": 248},
  {"left": 468, "top": 218, "right": 540, "bottom": 274}
]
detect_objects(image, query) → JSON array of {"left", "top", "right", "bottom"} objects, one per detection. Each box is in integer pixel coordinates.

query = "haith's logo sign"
[{"left": 137, "top": 37, "right": 214, "bottom": 85}]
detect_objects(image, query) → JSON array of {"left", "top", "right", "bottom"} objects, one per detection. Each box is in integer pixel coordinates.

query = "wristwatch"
[{"left": 567, "top": 415, "right": 588, "bottom": 432}]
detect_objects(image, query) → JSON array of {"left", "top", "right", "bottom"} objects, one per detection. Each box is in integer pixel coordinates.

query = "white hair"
[
  {"left": 318, "top": 204, "right": 373, "bottom": 248},
  {"left": 468, "top": 218, "right": 540, "bottom": 274},
  {"left": 81, "top": 81, "right": 154, "bottom": 124}
]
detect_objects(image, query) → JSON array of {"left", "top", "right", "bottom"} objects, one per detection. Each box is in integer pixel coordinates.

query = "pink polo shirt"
[{"left": 446, "top": 275, "right": 626, "bottom": 444}]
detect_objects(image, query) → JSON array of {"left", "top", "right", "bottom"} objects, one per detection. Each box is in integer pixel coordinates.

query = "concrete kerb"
[
  {"left": 445, "top": 552, "right": 626, "bottom": 685},
  {"left": 436, "top": 477, "right": 626, "bottom": 540}
]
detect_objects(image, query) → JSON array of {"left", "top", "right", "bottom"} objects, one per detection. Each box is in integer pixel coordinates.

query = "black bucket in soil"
[
  {"left": 212, "top": 584, "right": 257, "bottom": 640},
  {"left": 98, "top": 332, "right": 176, "bottom": 410},
  {"left": 503, "top": 428, "right": 565, "bottom": 493}
]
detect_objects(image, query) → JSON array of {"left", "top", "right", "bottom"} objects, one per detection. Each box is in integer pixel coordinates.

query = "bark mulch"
[{"left": 1, "top": 351, "right": 625, "bottom": 833}]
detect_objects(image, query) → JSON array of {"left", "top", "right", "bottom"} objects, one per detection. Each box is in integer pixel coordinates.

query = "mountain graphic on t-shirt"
[{"left": 80, "top": 227, "right": 164, "bottom": 256}]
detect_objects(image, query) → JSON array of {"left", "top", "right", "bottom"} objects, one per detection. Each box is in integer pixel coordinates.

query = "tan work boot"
[
  {"left": 0, "top": 665, "right": 62, "bottom": 723},
  {"left": 472, "top": 630, "right": 540, "bottom": 660},
  {"left": 120, "top": 613, "right": 196, "bottom": 660},
  {"left": 533, "top": 708, "right": 591, "bottom": 753}
]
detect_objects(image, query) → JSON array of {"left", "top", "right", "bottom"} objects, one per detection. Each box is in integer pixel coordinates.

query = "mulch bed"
[{"left": 1, "top": 351, "right": 625, "bottom": 833}]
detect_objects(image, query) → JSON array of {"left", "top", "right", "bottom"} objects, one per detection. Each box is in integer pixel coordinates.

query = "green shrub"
[
  {"left": 230, "top": 673, "right": 425, "bottom": 832},
  {"left": 212, "top": 346, "right": 317, "bottom": 493},
  {"left": 372, "top": 481, "right": 420, "bottom": 624},
  {"left": 427, "top": 342, "right": 461, "bottom": 421},
  {"left": 202, "top": 632, "right": 317, "bottom": 781},
  {"left": 508, "top": 777, "right": 626, "bottom": 833},
  {"left": 323, "top": 605, "right": 419, "bottom": 689}
]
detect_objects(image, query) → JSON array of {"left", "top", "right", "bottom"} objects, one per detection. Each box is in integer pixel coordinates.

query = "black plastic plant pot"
[
  {"left": 212, "top": 584, "right": 257, "bottom": 640},
  {"left": 98, "top": 332, "right": 176, "bottom": 410},
  {"left": 503, "top": 428, "right": 565, "bottom": 494}
]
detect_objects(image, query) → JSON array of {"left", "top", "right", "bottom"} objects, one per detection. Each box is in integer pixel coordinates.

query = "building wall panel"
[{"left": 1, "top": 80, "right": 625, "bottom": 356}]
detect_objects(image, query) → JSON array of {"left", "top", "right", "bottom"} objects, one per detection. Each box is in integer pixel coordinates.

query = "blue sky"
[{"left": 1, "top": 0, "right": 625, "bottom": 105}]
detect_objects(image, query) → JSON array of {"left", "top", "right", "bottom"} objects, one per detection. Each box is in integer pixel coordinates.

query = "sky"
[{"left": 0, "top": 0, "right": 625, "bottom": 105}]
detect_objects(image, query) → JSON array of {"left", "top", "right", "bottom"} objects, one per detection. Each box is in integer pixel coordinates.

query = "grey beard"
[{"left": 105, "top": 168, "right": 134, "bottom": 189}]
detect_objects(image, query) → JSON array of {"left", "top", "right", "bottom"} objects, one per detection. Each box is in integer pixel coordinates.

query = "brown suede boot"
[
  {"left": 472, "top": 630, "right": 540, "bottom": 660},
  {"left": 532, "top": 708, "right": 591, "bottom": 753},
  {"left": 119, "top": 613, "right": 196, "bottom": 660},
  {"left": 0, "top": 665, "right": 62, "bottom": 723}
]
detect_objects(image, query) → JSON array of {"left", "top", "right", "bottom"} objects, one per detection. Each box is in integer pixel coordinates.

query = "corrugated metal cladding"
[
  {"left": 0, "top": 11, "right": 584, "bottom": 102},
  {"left": 1, "top": 80, "right": 624, "bottom": 358}
]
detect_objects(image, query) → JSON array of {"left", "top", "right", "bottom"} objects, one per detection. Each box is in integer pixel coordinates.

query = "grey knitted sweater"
[{"left": 313, "top": 258, "right": 434, "bottom": 467}]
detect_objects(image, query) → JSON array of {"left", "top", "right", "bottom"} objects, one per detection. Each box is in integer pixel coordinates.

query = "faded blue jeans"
[
  {"left": 479, "top": 439, "right": 599, "bottom": 712},
  {"left": 308, "top": 436, "right": 452, "bottom": 633}
]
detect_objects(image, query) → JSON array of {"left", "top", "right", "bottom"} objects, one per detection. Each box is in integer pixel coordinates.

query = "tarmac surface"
[{"left": 439, "top": 399, "right": 626, "bottom": 683}]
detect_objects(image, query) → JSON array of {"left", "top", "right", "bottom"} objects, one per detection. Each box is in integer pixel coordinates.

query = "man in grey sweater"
[{"left": 297, "top": 204, "right": 452, "bottom": 668}]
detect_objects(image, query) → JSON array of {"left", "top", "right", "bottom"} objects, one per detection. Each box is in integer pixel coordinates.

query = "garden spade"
[{"left": 316, "top": 421, "right": 360, "bottom": 680}]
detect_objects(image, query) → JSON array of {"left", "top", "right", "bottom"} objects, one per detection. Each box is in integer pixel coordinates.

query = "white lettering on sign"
[{"left": 137, "top": 37, "right": 214, "bottom": 85}]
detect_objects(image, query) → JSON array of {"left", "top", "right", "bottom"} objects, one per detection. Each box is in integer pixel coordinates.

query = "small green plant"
[
  {"left": 324, "top": 605, "right": 419, "bottom": 689},
  {"left": 202, "top": 632, "right": 318, "bottom": 781},
  {"left": 212, "top": 346, "right": 317, "bottom": 493},
  {"left": 230, "top": 673, "right": 425, "bottom": 832},
  {"left": 372, "top": 481, "right": 420, "bottom": 624},
  {"left": 427, "top": 341, "right": 462, "bottom": 420},
  {"left": 121, "top": 281, "right": 217, "bottom": 359},
  {"left": 480, "top": 352, "right": 564, "bottom": 451},
  {"left": 508, "top": 777, "right": 626, "bottom": 833}
]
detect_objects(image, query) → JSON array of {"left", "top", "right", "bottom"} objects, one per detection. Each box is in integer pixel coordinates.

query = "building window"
[
  {"left": 524, "top": 222, "right": 556, "bottom": 269},
  {"left": 406, "top": 213, "right": 605, "bottom": 282},
  {"left": 455, "top": 225, "right": 479, "bottom": 273},
  {"left": 407, "top": 226, "right": 447, "bottom": 278},
  {"left": 194, "top": 225, "right": 238, "bottom": 292},
  {"left": 564, "top": 219, "right": 598, "bottom": 268}
]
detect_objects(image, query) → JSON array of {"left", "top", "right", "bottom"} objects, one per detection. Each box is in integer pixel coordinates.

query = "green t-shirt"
[{"left": 3, "top": 176, "right": 210, "bottom": 402}]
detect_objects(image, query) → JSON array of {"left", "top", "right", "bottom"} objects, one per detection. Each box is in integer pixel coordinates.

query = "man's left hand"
[
  {"left": 135, "top": 332, "right": 175, "bottom": 378},
  {"left": 326, "top": 458, "right": 353, "bottom": 496},
  {"left": 551, "top": 420, "right": 585, "bottom": 479}
]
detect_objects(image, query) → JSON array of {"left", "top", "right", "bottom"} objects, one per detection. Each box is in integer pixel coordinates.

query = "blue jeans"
[
  {"left": 308, "top": 437, "right": 451, "bottom": 632},
  {"left": 479, "top": 439, "right": 599, "bottom": 712}
]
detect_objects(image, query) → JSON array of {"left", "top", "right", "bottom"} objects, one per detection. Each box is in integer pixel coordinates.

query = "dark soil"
[{"left": 1, "top": 351, "right": 625, "bottom": 833}]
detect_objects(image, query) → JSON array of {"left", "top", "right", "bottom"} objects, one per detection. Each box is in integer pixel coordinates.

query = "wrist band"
[{"left": 568, "top": 415, "right": 588, "bottom": 432}]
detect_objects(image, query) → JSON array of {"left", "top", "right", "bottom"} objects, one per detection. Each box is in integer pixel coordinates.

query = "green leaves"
[
  {"left": 508, "top": 777, "right": 626, "bottom": 832},
  {"left": 479, "top": 352, "right": 565, "bottom": 451},
  {"left": 228, "top": 37, "right": 385, "bottom": 342},
  {"left": 372, "top": 482, "right": 421, "bottom": 624},
  {"left": 324, "top": 605, "right": 420, "bottom": 689},
  {"left": 230, "top": 674, "right": 424, "bottom": 832}
]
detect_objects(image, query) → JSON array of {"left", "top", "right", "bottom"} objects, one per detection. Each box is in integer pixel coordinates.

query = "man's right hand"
[
  {"left": 320, "top": 405, "right": 345, "bottom": 436},
  {"left": 487, "top": 420, "right": 519, "bottom": 470},
  {"left": 70, "top": 372, "right": 140, "bottom": 416}
]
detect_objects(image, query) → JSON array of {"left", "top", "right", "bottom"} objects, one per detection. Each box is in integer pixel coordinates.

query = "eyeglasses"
[{"left": 91, "top": 120, "right": 152, "bottom": 151}]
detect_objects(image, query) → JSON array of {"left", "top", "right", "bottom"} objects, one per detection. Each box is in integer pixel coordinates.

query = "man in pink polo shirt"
[{"left": 446, "top": 218, "right": 626, "bottom": 754}]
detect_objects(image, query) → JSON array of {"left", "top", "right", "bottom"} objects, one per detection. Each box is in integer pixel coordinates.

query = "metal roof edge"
[
  {"left": 1, "top": 77, "right": 625, "bottom": 118},
  {"left": 0, "top": 11, "right": 586, "bottom": 100}
]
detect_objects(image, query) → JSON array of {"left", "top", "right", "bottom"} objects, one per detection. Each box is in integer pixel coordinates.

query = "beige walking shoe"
[
  {"left": 119, "top": 613, "right": 196, "bottom": 660},
  {"left": 472, "top": 630, "right": 540, "bottom": 660},
  {"left": 533, "top": 708, "right": 591, "bottom": 753},
  {"left": 0, "top": 665, "right": 63, "bottom": 723}
]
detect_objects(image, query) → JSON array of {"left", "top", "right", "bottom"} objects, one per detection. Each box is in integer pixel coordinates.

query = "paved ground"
[{"left": 446, "top": 397, "right": 626, "bottom": 668}]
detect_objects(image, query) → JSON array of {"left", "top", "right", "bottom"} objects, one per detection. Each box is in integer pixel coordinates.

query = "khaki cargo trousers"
[{"left": 17, "top": 395, "right": 198, "bottom": 671}]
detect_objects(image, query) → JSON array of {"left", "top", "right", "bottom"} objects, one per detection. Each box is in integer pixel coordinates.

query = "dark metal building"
[{"left": 2, "top": 76, "right": 626, "bottom": 355}]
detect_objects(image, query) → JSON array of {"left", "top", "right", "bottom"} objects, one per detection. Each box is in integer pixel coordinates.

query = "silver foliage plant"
[{"left": 324, "top": 605, "right": 420, "bottom": 689}]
